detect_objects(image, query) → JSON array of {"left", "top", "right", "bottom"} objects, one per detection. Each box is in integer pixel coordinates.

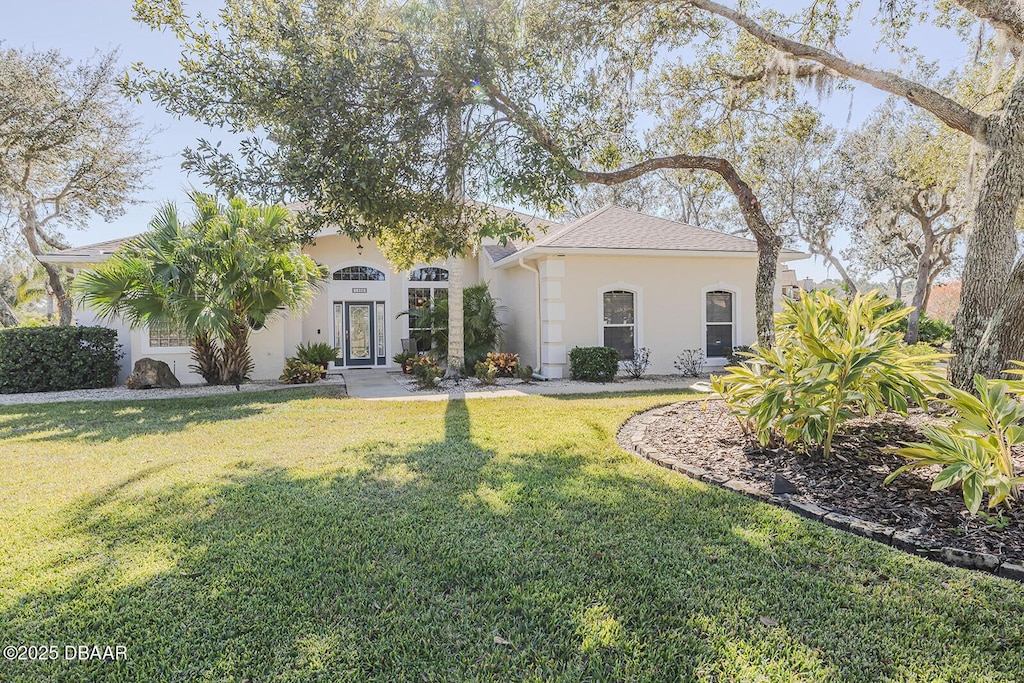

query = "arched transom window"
[
  {"left": 333, "top": 265, "right": 385, "bottom": 281},
  {"left": 602, "top": 290, "right": 635, "bottom": 360},
  {"left": 705, "top": 290, "right": 734, "bottom": 357},
  {"left": 409, "top": 267, "right": 449, "bottom": 282}
]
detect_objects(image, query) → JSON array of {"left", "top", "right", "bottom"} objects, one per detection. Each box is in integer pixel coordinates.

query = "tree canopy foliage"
[
  {"left": 0, "top": 47, "right": 153, "bottom": 325},
  {"left": 130, "top": 0, "right": 1024, "bottom": 377},
  {"left": 128, "top": 0, "right": 536, "bottom": 268}
]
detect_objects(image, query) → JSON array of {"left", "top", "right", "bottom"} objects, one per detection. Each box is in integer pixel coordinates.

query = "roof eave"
[
  {"left": 36, "top": 254, "right": 113, "bottom": 264},
  {"left": 493, "top": 245, "right": 809, "bottom": 268}
]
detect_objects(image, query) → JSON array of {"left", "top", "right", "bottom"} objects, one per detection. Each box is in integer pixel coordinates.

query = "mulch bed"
[{"left": 636, "top": 399, "right": 1024, "bottom": 564}]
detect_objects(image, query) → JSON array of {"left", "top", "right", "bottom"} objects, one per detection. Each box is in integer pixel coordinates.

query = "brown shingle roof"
[
  {"left": 539, "top": 205, "right": 758, "bottom": 252},
  {"left": 490, "top": 205, "right": 804, "bottom": 264},
  {"left": 482, "top": 244, "right": 521, "bottom": 262}
]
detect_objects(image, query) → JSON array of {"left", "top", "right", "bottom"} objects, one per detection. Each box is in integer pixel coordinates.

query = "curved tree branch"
[
  {"left": 485, "top": 80, "right": 782, "bottom": 345},
  {"left": 680, "top": 0, "right": 989, "bottom": 140},
  {"left": 954, "top": 0, "right": 1024, "bottom": 41}
]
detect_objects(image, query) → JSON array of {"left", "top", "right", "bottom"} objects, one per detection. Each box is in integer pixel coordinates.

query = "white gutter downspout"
[{"left": 517, "top": 256, "right": 544, "bottom": 378}]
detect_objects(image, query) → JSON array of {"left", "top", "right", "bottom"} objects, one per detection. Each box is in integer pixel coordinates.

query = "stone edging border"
[{"left": 617, "top": 401, "right": 1024, "bottom": 584}]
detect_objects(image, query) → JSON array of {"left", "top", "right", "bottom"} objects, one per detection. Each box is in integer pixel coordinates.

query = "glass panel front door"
[{"left": 346, "top": 302, "right": 373, "bottom": 365}]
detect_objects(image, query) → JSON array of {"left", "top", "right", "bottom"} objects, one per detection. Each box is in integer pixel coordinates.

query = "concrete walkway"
[{"left": 341, "top": 368, "right": 707, "bottom": 401}]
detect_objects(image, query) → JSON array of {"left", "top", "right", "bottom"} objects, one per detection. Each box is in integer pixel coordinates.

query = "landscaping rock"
[
  {"left": 724, "top": 479, "right": 767, "bottom": 500},
  {"left": 849, "top": 519, "right": 895, "bottom": 543},
  {"left": 998, "top": 562, "right": 1024, "bottom": 581},
  {"left": 822, "top": 512, "right": 859, "bottom": 531},
  {"left": 891, "top": 529, "right": 927, "bottom": 552},
  {"left": 787, "top": 501, "right": 829, "bottom": 520},
  {"left": 672, "top": 463, "right": 707, "bottom": 481},
  {"left": 126, "top": 358, "right": 181, "bottom": 390},
  {"left": 939, "top": 547, "right": 1001, "bottom": 572}
]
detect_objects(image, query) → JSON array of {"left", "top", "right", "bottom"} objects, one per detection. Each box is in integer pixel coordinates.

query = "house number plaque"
[{"left": 351, "top": 287, "right": 367, "bottom": 293}]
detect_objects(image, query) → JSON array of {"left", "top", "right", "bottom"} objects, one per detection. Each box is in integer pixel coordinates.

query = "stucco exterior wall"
[
  {"left": 479, "top": 257, "right": 539, "bottom": 369},
  {"left": 71, "top": 233, "right": 482, "bottom": 385},
  {"left": 68, "top": 229, "right": 799, "bottom": 384},
  {"left": 304, "top": 234, "right": 479, "bottom": 367},
  {"left": 75, "top": 308, "right": 133, "bottom": 384},
  {"left": 532, "top": 253, "right": 761, "bottom": 377}
]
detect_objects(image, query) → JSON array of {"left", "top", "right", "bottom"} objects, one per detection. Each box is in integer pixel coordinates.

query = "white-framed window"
[
  {"left": 147, "top": 319, "right": 190, "bottom": 348},
  {"left": 705, "top": 290, "right": 734, "bottom": 358},
  {"left": 602, "top": 290, "right": 636, "bottom": 360},
  {"left": 405, "top": 267, "right": 449, "bottom": 352}
]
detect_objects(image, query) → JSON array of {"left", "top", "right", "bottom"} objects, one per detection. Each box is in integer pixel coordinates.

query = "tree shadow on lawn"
[
  {"left": 2, "top": 399, "right": 1023, "bottom": 682},
  {"left": 0, "top": 388, "right": 333, "bottom": 443}
]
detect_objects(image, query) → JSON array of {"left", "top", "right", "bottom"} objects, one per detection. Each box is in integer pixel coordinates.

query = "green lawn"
[{"left": 0, "top": 390, "right": 1022, "bottom": 682}]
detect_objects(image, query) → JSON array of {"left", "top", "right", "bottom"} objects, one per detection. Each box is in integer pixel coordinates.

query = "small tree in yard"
[
  {"left": 76, "top": 193, "right": 325, "bottom": 385},
  {"left": 0, "top": 48, "right": 153, "bottom": 325}
]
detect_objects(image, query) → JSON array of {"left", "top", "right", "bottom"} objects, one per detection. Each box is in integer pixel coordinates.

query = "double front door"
[{"left": 334, "top": 301, "right": 386, "bottom": 366}]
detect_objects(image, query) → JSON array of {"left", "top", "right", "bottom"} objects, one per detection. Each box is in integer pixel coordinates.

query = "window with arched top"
[
  {"left": 705, "top": 290, "right": 734, "bottom": 357},
  {"left": 333, "top": 265, "right": 386, "bottom": 281},
  {"left": 408, "top": 267, "right": 449, "bottom": 282}
]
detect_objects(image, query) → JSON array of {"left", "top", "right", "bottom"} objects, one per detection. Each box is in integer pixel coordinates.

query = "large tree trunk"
[
  {"left": 950, "top": 81, "right": 1024, "bottom": 386},
  {"left": 19, "top": 210, "right": 72, "bottom": 325},
  {"left": 753, "top": 233, "right": 783, "bottom": 348},
  {"left": 827, "top": 253, "right": 859, "bottom": 295},
  {"left": 445, "top": 254, "right": 465, "bottom": 378},
  {"left": 40, "top": 262, "right": 72, "bottom": 326},
  {"left": 988, "top": 256, "right": 1024, "bottom": 375}
]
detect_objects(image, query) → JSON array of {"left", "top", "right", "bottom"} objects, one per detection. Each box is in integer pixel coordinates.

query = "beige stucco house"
[{"left": 44, "top": 204, "right": 806, "bottom": 383}]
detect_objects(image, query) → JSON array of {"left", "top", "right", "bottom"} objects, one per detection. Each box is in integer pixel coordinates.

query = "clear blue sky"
[{"left": 4, "top": 1, "right": 968, "bottom": 280}]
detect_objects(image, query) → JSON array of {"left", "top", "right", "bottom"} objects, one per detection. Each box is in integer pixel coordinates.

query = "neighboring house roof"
[
  {"left": 779, "top": 265, "right": 799, "bottom": 288},
  {"left": 489, "top": 205, "right": 806, "bottom": 266},
  {"left": 37, "top": 236, "right": 137, "bottom": 264}
]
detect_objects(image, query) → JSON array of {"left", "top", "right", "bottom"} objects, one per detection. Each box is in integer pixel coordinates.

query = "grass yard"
[{"left": 0, "top": 389, "right": 1022, "bottom": 682}]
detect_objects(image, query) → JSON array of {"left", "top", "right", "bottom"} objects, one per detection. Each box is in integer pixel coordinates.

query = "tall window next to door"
[
  {"left": 407, "top": 268, "right": 449, "bottom": 352},
  {"left": 705, "top": 290, "right": 734, "bottom": 357},
  {"left": 602, "top": 290, "right": 635, "bottom": 360}
]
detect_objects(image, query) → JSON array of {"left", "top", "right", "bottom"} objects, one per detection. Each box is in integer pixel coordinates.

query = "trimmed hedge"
[
  {"left": 569, "top": 346, "right": 620, "bottom": 382},
  {"left": 0, "top": 326, "right": 122, "bottom": 394}
]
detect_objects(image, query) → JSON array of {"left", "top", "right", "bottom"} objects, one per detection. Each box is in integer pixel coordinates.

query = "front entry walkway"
[{"left": 342, "top": 368, "right": 705, "bottom": 401}]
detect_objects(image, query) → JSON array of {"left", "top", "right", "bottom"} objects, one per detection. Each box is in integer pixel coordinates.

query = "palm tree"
[{"left": 76, "top": 193, "right": 325, "bottom": 385}]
